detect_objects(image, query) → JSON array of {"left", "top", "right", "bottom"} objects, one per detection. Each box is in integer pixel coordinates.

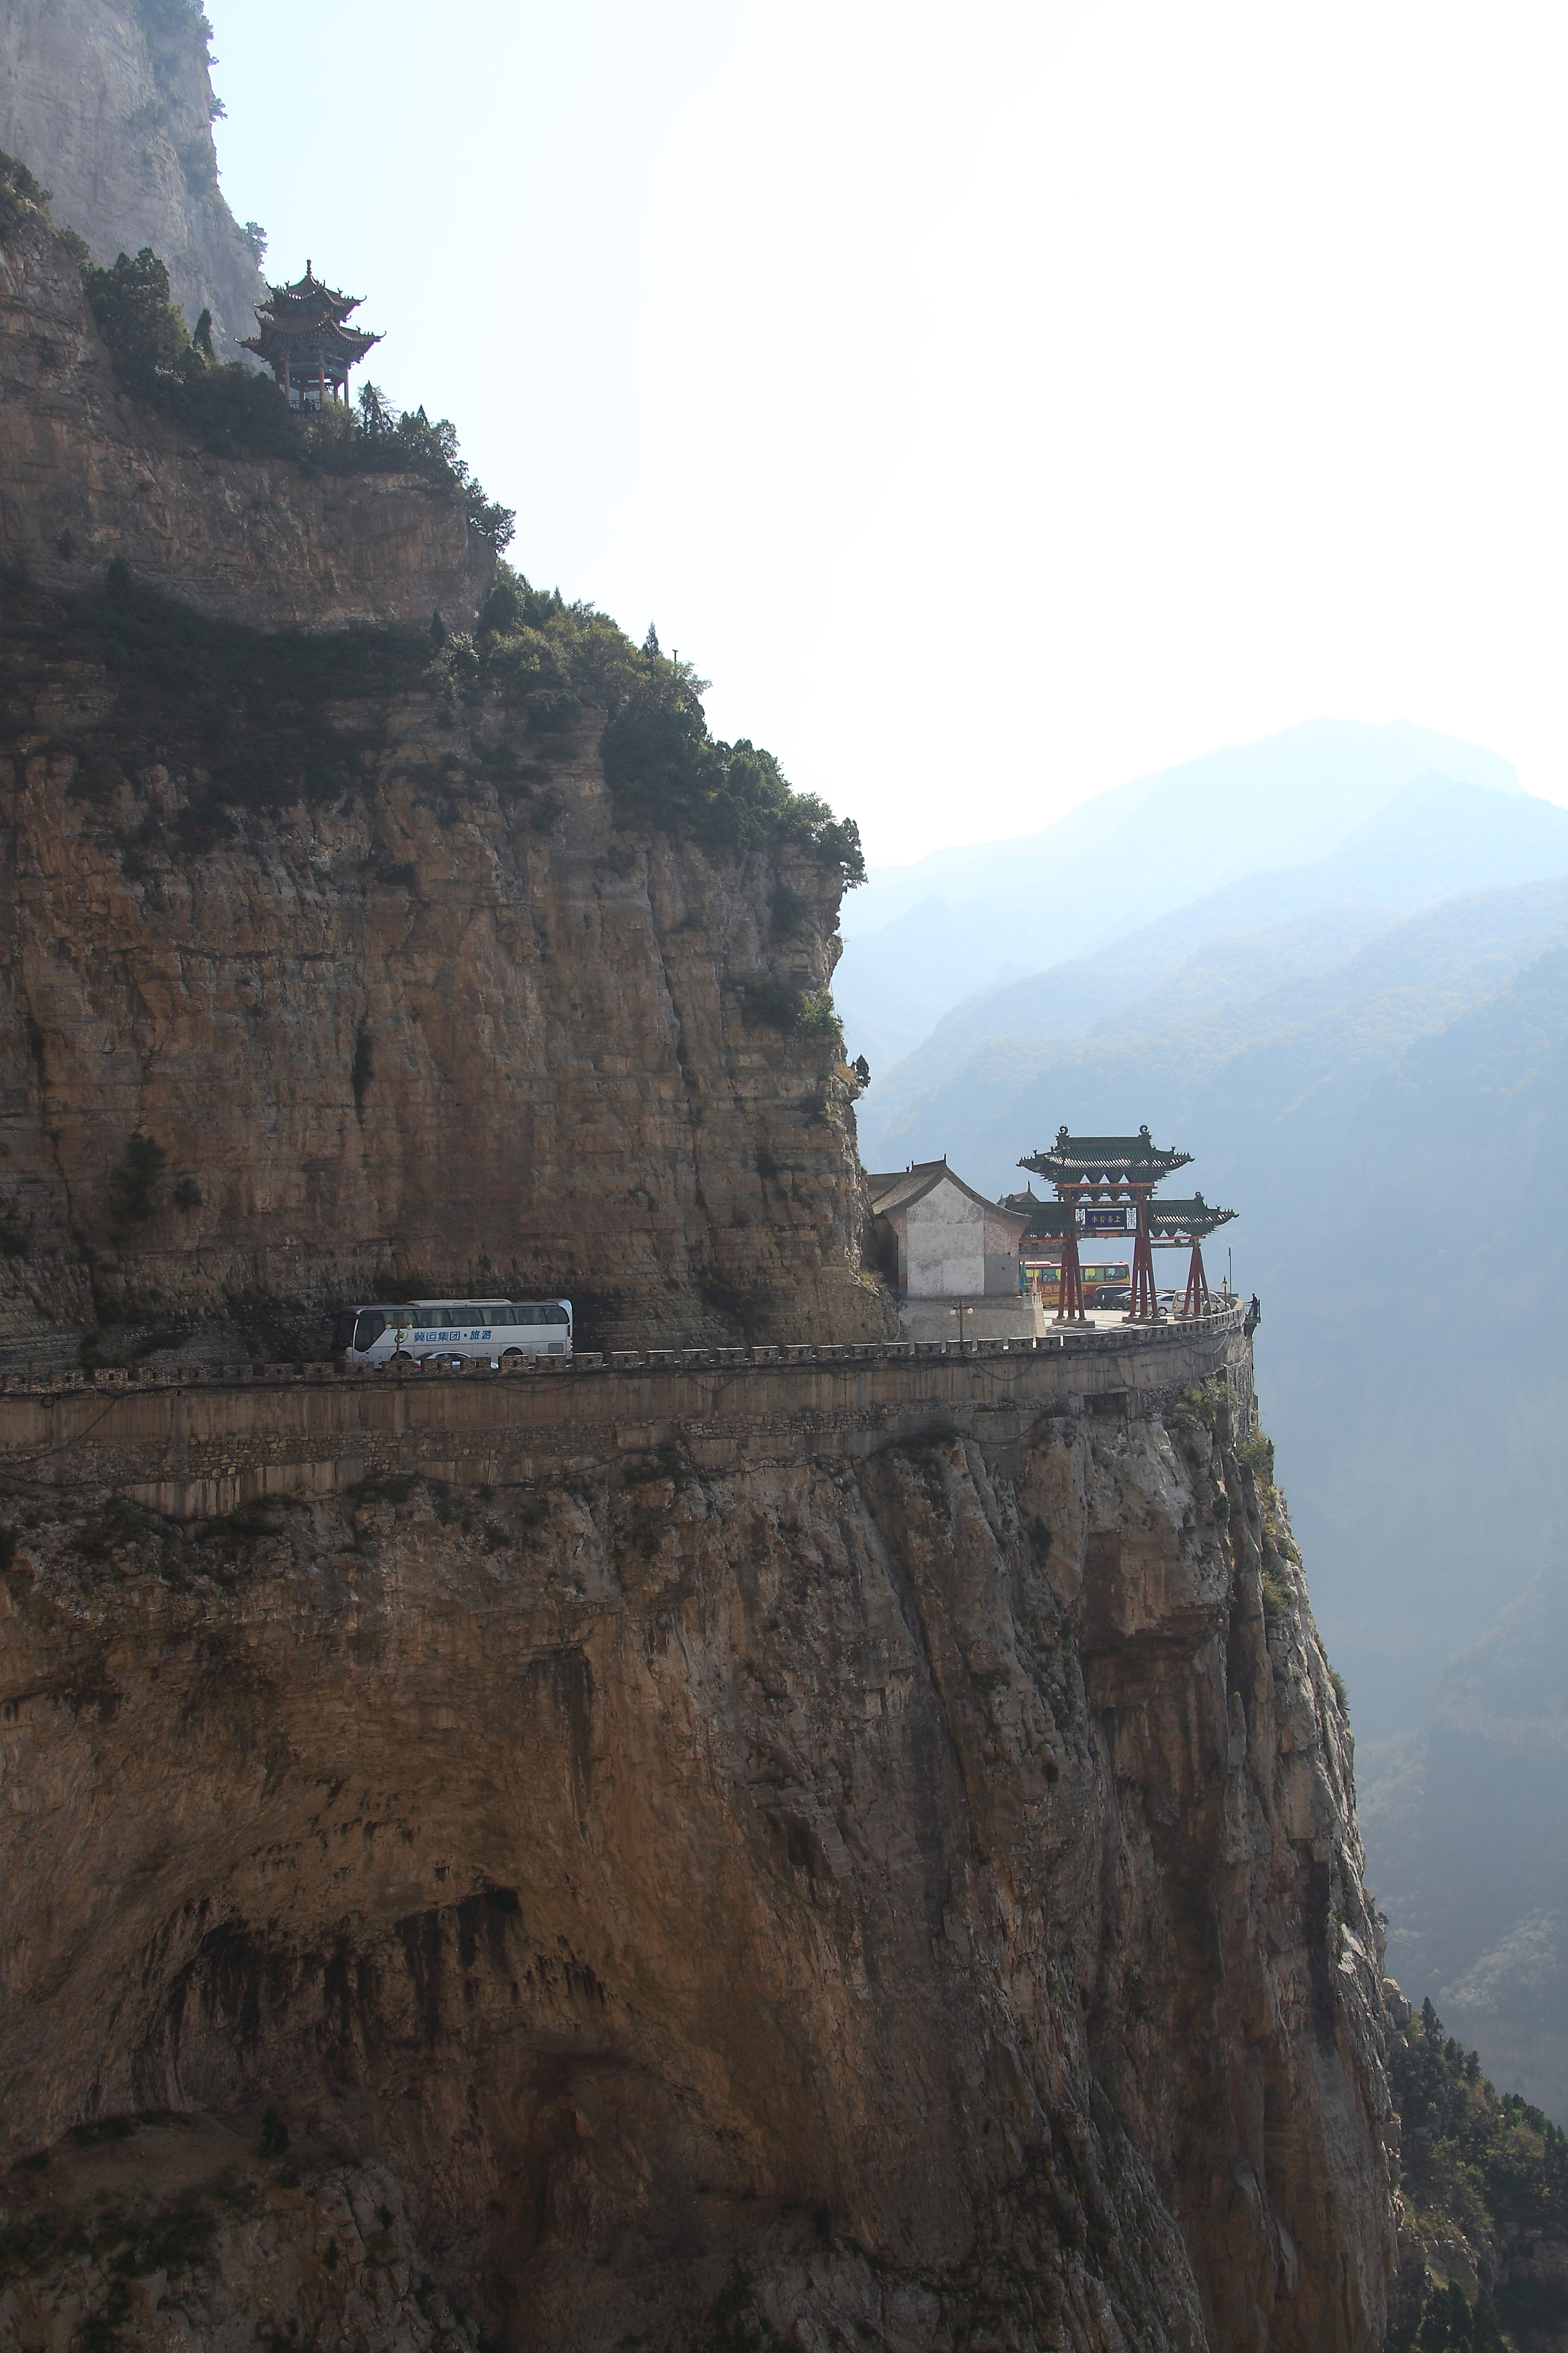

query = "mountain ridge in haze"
[{"left": 837, "top": 719, "right": 1526, "bottom": 1071}]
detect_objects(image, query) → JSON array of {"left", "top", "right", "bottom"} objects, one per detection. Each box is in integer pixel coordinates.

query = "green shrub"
[
  {"left": 739, "top": 980, "right": 841, "bottom": 1039},
  {"left": 771, "top": 882, "right": 810, "bottom": 940},
  {"left": 470, "top": 592, "right": 862, "bottom": 880},
  {"left": 525, "top": 688, "right": 582, "bottom": 735},
  {"left": 106, "top": 1133, "right": 167, "bottom": 1235},
  {"left": 1387, "top": 1997, "right": 1568, "bottom": 2353},
  {"left": 701, "top": 1271, "right": 757, "bottom": 1327},
  {"left": 1260, "top": 1565, "right": 1292, "bottom": 1615},
  {"left": 0, "top": 147, "right": 53, "bottom": 236},
  {"left": 1238, "top": 1432, "right": 1276, "bottom": 1485},
  {"left": 82, "top": 246, "right": 188, "bottom": 376}
]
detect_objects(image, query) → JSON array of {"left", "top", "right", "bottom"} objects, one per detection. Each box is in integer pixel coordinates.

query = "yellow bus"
[{"left": 1026, "top": 1258, "right": 1132, "bottom": 1310}]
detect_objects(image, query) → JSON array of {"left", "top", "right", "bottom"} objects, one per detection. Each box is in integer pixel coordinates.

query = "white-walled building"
[{"left": 867, "top": 1160, "right": 1038, "bottom": 1339}]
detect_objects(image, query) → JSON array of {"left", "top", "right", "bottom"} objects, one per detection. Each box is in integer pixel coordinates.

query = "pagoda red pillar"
[
  {"left": 1126, "top": 1185, "right": 1160, "bottom": 1322},
  {"left": 1054, "top": 1189, "right": 1085, "bottom": 1324},
  {"left": 1180, "top": 1238, "right": 1208, "bottom": 1319}
]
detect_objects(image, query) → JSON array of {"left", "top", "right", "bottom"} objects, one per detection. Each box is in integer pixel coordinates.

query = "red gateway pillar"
[
  {"left": 1180, "top": 1237, "right": 1209, "bottom": 1319},
  {"left": 1126, "top": 1184, "right": 1160, "bottom": 1322},
  {"left": 1055, "top": 1190, "right": 1085, "bottom": 1324}
]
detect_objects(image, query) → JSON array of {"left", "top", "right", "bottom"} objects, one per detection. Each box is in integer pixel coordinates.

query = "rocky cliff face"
[
  {"left": 0, "top": 210, "right": 493, "bottom": 631},
  {"left": 0, "top": 0, "right": 265, "bottom": 360},
  {"left": 0, "top": 559, "right": 886, "bottom": 1359},
  {"left": 0, "top": 1371, "right": 1397, "bottom": 2350}
]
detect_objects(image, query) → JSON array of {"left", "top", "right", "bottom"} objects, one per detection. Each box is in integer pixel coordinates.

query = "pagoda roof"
[
  {"left": 241, "top": 317, "right": 382, "bottom": 364},
  {"left": 261, "top": 262, "right": 368, "bottom": 322},
  {"left": 1148, "top": 1193, "right": 1237, "bottom": 1241},
  {"left": 1019, "top": 1125, "right": 1194, "bottom": 1185},
  {"left": 240, "top": 262, "right": 383, "bottom": 368}
]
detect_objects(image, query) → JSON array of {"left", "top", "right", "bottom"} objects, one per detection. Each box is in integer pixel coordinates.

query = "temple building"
[
  {"left": 241, "top": 263, "right": 382, "bottom": 411},
  {"left": 866, "top": 1160, "right": 1038, "bottom": 1342}
]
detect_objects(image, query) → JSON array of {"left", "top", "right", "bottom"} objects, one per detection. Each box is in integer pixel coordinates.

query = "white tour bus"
[{"left": 331, "top": 1299, "right": 573, "bottom": 1368}]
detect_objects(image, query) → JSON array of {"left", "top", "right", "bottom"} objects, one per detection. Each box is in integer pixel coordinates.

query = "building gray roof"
[{"left": 868, "top": 1161, "right": 1030, "bottom": 1230}]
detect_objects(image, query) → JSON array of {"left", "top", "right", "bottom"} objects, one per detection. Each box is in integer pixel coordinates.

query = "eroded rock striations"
[{"left": 0, "top": 1361, "right": 1397, "bottom": 2350}]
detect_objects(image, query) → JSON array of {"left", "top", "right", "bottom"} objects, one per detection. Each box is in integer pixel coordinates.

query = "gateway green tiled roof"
[
  {"left": 1019, "top": 1125, "right": 1194, "bottom": 1185},
  {"left": 1149, "top": 1194, "right": 1236, "bottom": 1240}
]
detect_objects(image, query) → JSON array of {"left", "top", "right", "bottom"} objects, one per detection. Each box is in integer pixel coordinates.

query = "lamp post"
[{"left": 950, "top": 1300, "right": 968, "bottom": 1351}]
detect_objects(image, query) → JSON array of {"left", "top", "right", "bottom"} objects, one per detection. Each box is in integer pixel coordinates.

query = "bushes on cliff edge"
[
  {"left": 739, "top": 979, "right": 843, "bottom": 1038},
  {"left": 476, "top": 582, "right": 866, "bottom": 883},
  {"left": 0, "top": 149, "right": 60, "bottom": 239}
]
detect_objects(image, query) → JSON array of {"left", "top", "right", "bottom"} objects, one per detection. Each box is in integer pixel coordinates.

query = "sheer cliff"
[
  {"left": 1, "top": 0, "right": 264, "bottom": 360},
  {"left": 0, "top": 574, "right": 886, "bottom": 1356},
  {"left": 0, "top": 1361, "right": 1397, "bottom": 2351}
]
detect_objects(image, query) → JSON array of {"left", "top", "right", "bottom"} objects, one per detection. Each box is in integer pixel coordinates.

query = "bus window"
[
  {"left": 333, "top": 1312, "right": 358, "bottom": 1351},
  {"left": 543, "top": 1304, "right": 569, "bottom": 1324},
  {"left": 354, "top": 1311, "right": 386, "bottom": 1351}
]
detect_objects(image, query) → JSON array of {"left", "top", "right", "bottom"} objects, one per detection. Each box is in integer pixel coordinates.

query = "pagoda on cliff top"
[{"left": 241, "top": 262, "right": 382, "bottom": 410}]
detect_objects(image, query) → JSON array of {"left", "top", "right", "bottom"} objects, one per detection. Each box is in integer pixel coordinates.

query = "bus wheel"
[{"left": 501, "top": 1348, "right": 524, "bottom": 1362}]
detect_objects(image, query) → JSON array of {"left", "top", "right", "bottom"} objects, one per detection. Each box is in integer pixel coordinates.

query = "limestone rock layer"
[
  {"left": 0, "top": 595, "right": 882, "bottom": 1360},
  {"left": 0, "top": 1372, "right": 1397, "bottom": 2350}
]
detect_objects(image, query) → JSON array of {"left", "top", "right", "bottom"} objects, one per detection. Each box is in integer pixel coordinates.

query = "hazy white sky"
[{"left": 210, "top": 1, "right": 1568, "bottom": 865}]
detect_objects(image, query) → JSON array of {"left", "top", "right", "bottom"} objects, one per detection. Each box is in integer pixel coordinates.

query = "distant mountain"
[
  {"left": 1358, "top": 1562, "right": 1568, "bottom": 2125},
  {"left": 860, "top": 901, "right": 1401, "bottom": 1138},
  {"left": 860, "top": 874, "right": 1568, "bottom": 1191},
  {"left": 837, "top": 719, "right": 1524, "bottom": 1069}
]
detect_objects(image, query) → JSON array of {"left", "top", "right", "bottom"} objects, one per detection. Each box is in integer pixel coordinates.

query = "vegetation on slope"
[
  {"left": 462, "top": 575, "right": 864, "bottom": 879},
  {"left": 0, "top": 570, "right": 862, "bottom": 885},
  {"left": 1389, "top": 1995, "right": 1568, "bottom": 2352}
]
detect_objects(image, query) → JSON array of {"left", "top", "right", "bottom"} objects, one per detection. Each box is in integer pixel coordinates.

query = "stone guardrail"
[{"left": 0, "top": 1306, "right": 1252, "bottom": 1520}]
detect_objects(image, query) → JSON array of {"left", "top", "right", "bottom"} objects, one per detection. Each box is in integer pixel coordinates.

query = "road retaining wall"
[{"left": 0, "top": 1310, "right": 1253, "bottom": 1517}]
